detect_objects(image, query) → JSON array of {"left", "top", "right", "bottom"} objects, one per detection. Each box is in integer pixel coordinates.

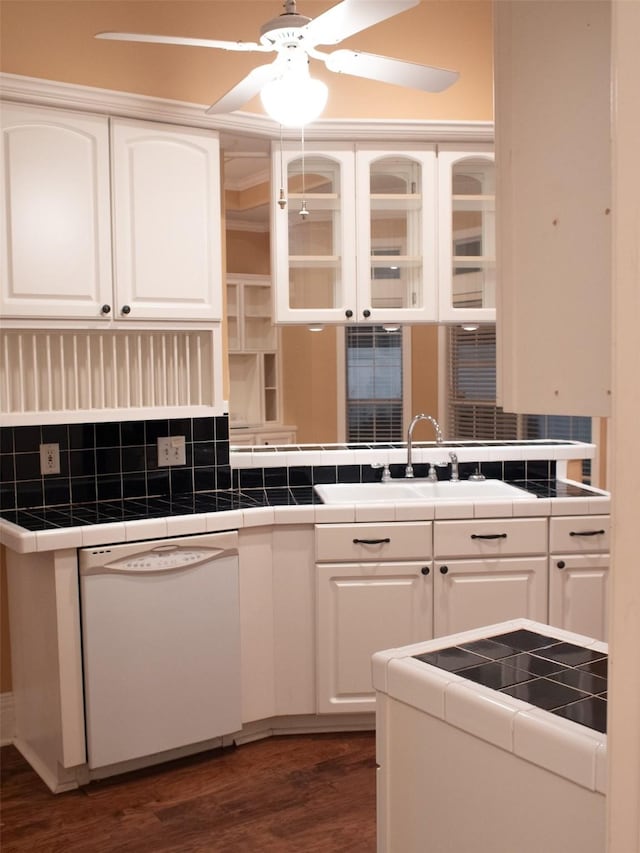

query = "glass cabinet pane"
[
  {"left": 368, "top": 157, "right": 423, "bottom": 311},
  {"left": 450, "top": 157, "right": 495, "bottom": 310},
  {"left": 287, "top": 156, "right": 342, "bottom": 311}
]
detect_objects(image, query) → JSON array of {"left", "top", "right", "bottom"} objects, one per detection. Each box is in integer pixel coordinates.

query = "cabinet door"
[
  {"left": 316, "top": 561, "right": 433, "bottom": 714},
  {"left": 437, "top": 145, "right": 496, "bottom": 323},
  {"left": 272, "top": 144, "right": 357, "bottom": 324},
  {"left": 548, "top": 554, "right": 609, "bottom": 642},
  {"left": 355, "top": 146, "right": 438, "bottom": 323},
  {"left": 111, "top": 118, "right": 222, "bottom": 321},
  {"left": 494, "top": 1, "right": 611, "bottom": 416},
  {"left": 1, "top": 103, "right": 112, "bottom": 319},
  {"left": 433, "top": 557, "right": 548, "bottom": 637}
]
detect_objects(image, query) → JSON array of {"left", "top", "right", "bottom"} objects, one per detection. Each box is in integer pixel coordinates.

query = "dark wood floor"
[{"left": 0, "top": 732, "right": 377, "bottom": 853}]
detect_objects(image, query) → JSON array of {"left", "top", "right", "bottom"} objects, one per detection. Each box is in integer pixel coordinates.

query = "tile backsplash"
[{"left": 0, "top": 416, "right": 230, "bottom": 511}]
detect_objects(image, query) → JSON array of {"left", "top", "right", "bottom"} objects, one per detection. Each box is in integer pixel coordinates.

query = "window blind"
[{"left": 346, "top": 326, "right": 403, "bottom": 442}]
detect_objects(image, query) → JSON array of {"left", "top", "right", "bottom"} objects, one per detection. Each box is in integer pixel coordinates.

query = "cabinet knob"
[
  {"left": 100, "top": 304, "right": 111, "bottom": 315},
  {"left": 363, "top": 309, "right": 371, "bottom": 318},
  {"left": 439, "top": 565, "right": 449, "bottom": 574},
  {"left": 345, "top": 309, "right": 353, "bottom": 319},
  {"left": 421, "top": 566, "right": 430, "bottom": 576},
  {"left": 557, "top": 560, "right": 566, "bottom": 570},
  {"left": 121, "top": 305, "right": 131, "bottom": 315}
]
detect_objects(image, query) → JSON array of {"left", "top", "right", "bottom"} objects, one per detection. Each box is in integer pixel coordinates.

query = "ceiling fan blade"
[
  {"left": 206, "top": 63, "right": 278, "bottom": 115},
  {"left": 95, "top": 32, "right": 270, "bottom": 53},
  {"left": 304, "top": 0, "right": 419, "bottom": 47},
  {"left": 325, "top": 49, "right": 459, "bottom": 93}
]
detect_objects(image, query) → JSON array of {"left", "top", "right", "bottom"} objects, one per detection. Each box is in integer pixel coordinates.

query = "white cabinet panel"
[
  {"left": 111, "top": 118, "right": 222, "bottom": 321},
  {"left": 549, "top": 516, "right": 610, "bottom": 554},
  {"left": 495, "top": 1, "right": 611, "bottom": 416},
  {"left": 433, "top": 557, "right": 548, "bottom": 637},
  {"left": 433, "top": 518, "right": 547, "bottom": 559},
  {"left": 1, "top": 103, "right": 112, "bottom": 319},
  {"left": 317, "top": 561, "right": 433, "bottom": 714},
  {"left": 272, "top": 525, "right": 316, "bottom": 716},
  {"left": 316, "top": 522, "right": 432, "bottom": 563},
  {"left": 239, "top": 524, "right": 315, "bottom": 723},
  {"left": 548, "top": 554, "right": 609, "bottom": 642}
]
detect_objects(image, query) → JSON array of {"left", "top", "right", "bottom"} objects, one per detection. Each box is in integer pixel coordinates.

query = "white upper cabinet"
[
  {"left": 437, "top": 145, "right": 496, "bottom": 324},
  {"left": 272, "top": 144, "right": 357, "bottom": 324},
  {"left": 1, "top": 103, "right": 113, "bottom": 319},
  {"left": 1, "top": 106, "right": 222, "bottom": 323},
  {"left": 494, "top": 1, "right": 611, "bottom": 416},
  {"left": 271, "top": 142, "right": 438, "bottom": 324},
  {"left": 111, "top": 119, "right": 222, "bottom": 321}
]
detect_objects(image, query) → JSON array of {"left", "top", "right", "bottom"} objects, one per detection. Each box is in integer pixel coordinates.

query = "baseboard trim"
[{"left": 0, "top": 691, "right": 15, "bottom": 747}]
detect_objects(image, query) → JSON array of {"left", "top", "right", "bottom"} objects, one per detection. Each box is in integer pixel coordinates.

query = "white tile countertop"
[{"left": 373, "top": 617, "right": 607, "bottom": 793}]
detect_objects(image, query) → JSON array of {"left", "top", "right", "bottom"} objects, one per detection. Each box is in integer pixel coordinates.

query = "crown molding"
[{"left": 0, "top": 73, "right": 494, "bottom": 144}]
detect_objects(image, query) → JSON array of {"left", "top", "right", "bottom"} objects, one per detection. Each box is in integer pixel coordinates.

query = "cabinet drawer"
[
  {"left": 550, "top": 516, "right": 610, "bottom": 553},
  {"left": 434, "top": 518, "right": 547, "bottom": 558},
  {"left": 315, "top": 522, "right": 432, "bottom": 562}
]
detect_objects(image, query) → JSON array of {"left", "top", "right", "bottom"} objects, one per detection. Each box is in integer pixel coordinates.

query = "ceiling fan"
[{"left": 96, "top": 0, "right": 459, "bottom": 124}]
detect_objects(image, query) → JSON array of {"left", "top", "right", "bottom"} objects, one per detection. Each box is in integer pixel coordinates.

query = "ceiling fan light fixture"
[{"left": 260, "top": 69, "right": 328, "bottom": 127}]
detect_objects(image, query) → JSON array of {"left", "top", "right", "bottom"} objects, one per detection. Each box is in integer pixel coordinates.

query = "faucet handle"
[{"left": 371, "top": 462, "right": 392, "bottom": 482}]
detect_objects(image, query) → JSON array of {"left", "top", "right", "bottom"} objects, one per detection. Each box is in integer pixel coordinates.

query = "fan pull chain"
[
  {"left": 277, "top": 124, "right": 287, "bottom": 209},
  {"left": 300, "top": 125, "right": 309, "bottom": 220}
]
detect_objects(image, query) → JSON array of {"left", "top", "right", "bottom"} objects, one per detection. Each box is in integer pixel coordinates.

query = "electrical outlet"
[
  {"left": 40, "top": 443, "right": 61, "bottom": 475},
  {"left": 157, "top": 435, "right": 186, "bottom": 467}
]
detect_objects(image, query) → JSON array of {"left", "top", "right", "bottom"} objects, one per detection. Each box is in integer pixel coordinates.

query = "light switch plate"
[{"left": 157, "top": 435, "right": 186, "bottom": 467}]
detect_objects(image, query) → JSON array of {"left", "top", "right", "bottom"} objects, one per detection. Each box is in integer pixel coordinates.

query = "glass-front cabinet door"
[
  {"left": 272, "top": 144, "right": 357, "bottom": 323},
  {"left": 437, "top": 145, "right": 496, "bottom": 323},
  {"left": 356, "top": 146, "right": 438, "bottom": 323}
]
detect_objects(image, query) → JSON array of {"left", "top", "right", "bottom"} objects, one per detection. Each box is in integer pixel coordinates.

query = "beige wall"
[
  {"left": 226, "top": 230, "right": 271, "bottom": 277},
  {"left": 281, "top": 326, "right": 339, "bottom": 442},
  {"left": 410, "top": 326, "right": 440, "bottom": 419}
]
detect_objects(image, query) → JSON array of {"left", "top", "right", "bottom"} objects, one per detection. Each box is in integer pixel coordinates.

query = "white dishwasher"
[{"left": 79, "top": 530, "right": 241, "bottom": 770}]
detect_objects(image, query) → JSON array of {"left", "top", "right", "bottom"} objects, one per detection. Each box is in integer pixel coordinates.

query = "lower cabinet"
[
  {"left": 548, "top": 554, "right": 610, "bottom": 642},
  {"left": 433, "top": 557, "right": 549, "bottom": 637},
  {"left": 548, "top": 515, "right": 610, "bottom": 641},
  {"left": 316, "top": 561, "right": 433, "bottom": 714},
  {"left": 315, "top": 521, "right": 433, "bottom": 714},
  {"left": 239, "top": 524, "right": 316, "bottom": 723}
]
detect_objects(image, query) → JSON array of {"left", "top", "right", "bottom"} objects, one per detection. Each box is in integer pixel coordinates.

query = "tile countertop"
[
  {"left": 0, "top": 477, "right": 610, "bottom": 554},
  {"left": 372, "top": 618, "right": 608, "bottom": 794},
  {"left": 230, "top": 438, "right": 596, "bottom": 469}
]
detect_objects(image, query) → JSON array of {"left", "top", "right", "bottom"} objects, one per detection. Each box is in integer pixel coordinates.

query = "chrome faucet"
[
  {"left": 449, "top": 451, "right": 459, "bottom": 482},
  {"left": 405, "top": 414, "right": 443, "bottom": 478}
]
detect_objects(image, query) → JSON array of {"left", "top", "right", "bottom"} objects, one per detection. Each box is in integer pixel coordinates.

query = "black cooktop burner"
[
  {"left": 414, "top": 629, "right": 608, "bottom": 734},
  {"left": 0, "top": 487, "right": 318, "bottom": 531}
]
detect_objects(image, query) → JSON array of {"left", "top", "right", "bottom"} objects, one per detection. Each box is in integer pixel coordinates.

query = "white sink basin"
[{"left": 314, "top": 479, "right": 532, "bottom": 504}]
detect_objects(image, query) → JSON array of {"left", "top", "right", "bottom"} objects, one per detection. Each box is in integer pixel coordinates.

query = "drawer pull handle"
[
  {"left": 421, "top": 566, "right": 430, "bottom": 575},
  {"left": 470, "top": 533, "right": 508, "bottom": 540},
  {"left": 353, "top": 537, "right": 391, "bottom": 545},
  {"left": 569, "top": 529, "right": 605, "bottom": 537}
]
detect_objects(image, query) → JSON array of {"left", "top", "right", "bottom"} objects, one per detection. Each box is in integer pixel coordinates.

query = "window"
[
  {"left": 345, "top": 326, "right": 404, "bottom": 442},
  {"left": 447, "top": 325, "right": 518, "bottom": 439},
  {"left": 447, "top": 325, "right": 591, "bottom": 473}
]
